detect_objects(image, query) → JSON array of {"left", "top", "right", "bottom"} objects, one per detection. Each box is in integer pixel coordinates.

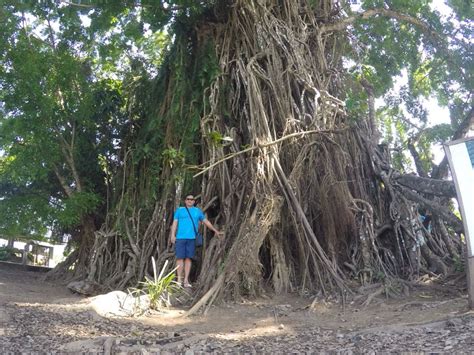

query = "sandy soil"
[{"left": 1, "top": 261, "right": 473, "bottom": 353}]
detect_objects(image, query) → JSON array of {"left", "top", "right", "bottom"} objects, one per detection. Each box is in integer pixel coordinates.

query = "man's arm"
[
  {"left": 203, "top": 219, "right": 224, "bottom": 238},
  {"left": 170, "top": 219, "right": 178, "bottom": 245}
]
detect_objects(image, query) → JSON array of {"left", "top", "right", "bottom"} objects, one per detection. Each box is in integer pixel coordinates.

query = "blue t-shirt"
[{"left": 173, "top": 206, "right": 205, "bottom": 239}]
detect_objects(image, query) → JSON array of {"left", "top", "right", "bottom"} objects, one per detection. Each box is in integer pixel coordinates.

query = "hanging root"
[{"left": 189, "top": 1, "right": 354, "bottom": 310}]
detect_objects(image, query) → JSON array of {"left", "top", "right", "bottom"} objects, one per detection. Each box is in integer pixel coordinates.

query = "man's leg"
[
  {"left": 183, "top": 258, "right": 192, "bottom": 285},
  {"left": 176, "top": 258, "right": 184, "bottom": 284},
  {"left": 175, "top": 239, "right": 186, "bottom": 284}
]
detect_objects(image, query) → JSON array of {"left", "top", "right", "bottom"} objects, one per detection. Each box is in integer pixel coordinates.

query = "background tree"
[{"left": 0, "top": 2, "right": 128, "bottom": 276}]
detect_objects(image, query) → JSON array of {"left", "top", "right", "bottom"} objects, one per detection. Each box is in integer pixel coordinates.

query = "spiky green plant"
[{"left": 132, "top": 258, "right": 182, "bottom": 309}]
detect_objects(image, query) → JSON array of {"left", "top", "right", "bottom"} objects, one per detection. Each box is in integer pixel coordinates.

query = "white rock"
[{"left": 90, "top": 291, "right": 151, "bottom": 317}]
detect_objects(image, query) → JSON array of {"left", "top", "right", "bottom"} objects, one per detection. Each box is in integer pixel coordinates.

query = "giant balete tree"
[{"left": 0, "top": 0, "right": 472, "bottom": 312}]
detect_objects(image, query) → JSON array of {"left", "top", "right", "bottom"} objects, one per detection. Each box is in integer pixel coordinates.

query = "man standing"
[{"left": 170, "top": 194, "right": 223, "bottom": 287}]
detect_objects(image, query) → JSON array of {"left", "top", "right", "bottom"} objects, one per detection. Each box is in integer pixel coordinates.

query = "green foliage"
[
  {"left": 0, "top": 3, "right": 133, "bottom": 237},
  {"left": 161, "top": 148, "right": 185, "bottom": 169},
  {"left": 0, "top": 170, "right": 51, "bottom": 239},
  {"left": 0, "top": 246, "right": 33, "bottom": 262},
  {"left": 0, "top": 196, "right": 50, "bottom": 239},
  {"left": 411, "top": 61, "right": 433, "bottom": 97},
  {"left": 116, "top": 25, "right": 221, "bottom": 207},
  {"left": 0, "top": 247, "right": 20, "bottom": 261},
  {"left": 307, "top": 0, "right": 319, "bottom": 10},
  {"left": 392, "top": 150, "right": 412, "bottom": 173},
  {"left": 447, "top": 0, "right": 474, "bottom": 21},
  {"left": 345, "top": 79, "right": 369, "bottom": 120},
  {"left": 422, "top": 124, "right": 454, "bottom": 144},
  {"left": 57, "top": 192, "right": 102, "bottom": 227},
  {"left": 346, "top": 0, "right": 473, "bottom": 175},
  {"left": 208, "top": 131, "right": 224, "bottom": 146},
  {"left": 452, "top": 255, "right": 464, "bottom": 272}
]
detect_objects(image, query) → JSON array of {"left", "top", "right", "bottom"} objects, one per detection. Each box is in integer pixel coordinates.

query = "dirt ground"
[{"left": 1, "top": 262, "right": 473, "bottom": 353}]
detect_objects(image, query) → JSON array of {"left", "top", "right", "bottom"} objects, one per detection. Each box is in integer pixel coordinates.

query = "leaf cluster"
[{"left": 345, "top": 0, "right": 472, "bottom": 170}]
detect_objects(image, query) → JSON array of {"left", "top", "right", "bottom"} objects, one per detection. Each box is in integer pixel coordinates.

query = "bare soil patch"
[{"left": 1, "top": 262, "right": 473, "bottom": 353}]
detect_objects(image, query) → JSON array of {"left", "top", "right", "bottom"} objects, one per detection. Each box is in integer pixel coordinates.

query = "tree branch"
[
  {"left": 393, "top": 173, "right": 457, "bottom": 198},
  {"left": 407, "top": 139, "right": 429, "bottom": 178},
  {"left": 53, "top": 165, "right": 74, "bottom": 198},
  {"left": 59, "top": 0, "right": 183, "bottom": 12},
  {"left": 193, "top": 127, "right": 348, "bottom": 178},
  {"left": 58, "top": 134, "right": 83, "bottom": 193},
  {"left": 360, "top": 78, "right": 379, "bottom": 144},
  {"left": 321, "top": 8, "right": 442, "bottom": 43},
  {"left": 59, "top": 1, "right": 94, "bottom": 8}
]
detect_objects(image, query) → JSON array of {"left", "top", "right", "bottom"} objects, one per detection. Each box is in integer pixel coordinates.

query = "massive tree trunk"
[{"left": 83, "top": 0, "right": 464, "bottom": 310}]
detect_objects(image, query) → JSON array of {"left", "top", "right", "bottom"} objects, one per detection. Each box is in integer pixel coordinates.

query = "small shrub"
[
  {"left": 0, "top": 247, "right": 23, "bottom": 261},
  {"left": 130, "top": 258, "right": 182, "bottom": 310}
]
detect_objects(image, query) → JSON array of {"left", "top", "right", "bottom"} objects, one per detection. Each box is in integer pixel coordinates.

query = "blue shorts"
[{"left": 175, "top": 239, "right": 195, "bottom": 259}]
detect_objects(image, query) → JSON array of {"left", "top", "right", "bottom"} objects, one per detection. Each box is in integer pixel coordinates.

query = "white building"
[{"left": 0, "top": 238, "right": 67, "bottom": 267}]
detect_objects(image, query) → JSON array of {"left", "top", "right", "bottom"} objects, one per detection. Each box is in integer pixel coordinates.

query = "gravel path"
[
  {"left": 2, "top": 299, "right": 473, "bottom": 353},
  {"left": 1, "top": 263, "right": 473, "bottom": 353}
]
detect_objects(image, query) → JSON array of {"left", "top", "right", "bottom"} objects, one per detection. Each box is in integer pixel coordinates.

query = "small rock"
[
  {"left": 67, "top": 280, "right": 102, "bottom": 296},
  {"left": 446, "top": 319, "right": 462, "bottom": 328}
]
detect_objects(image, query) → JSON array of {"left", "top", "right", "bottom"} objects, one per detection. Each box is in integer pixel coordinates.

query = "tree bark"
[
  {"left": 394, "top": 174, "right": 457, "bottom": 198},
  {"left": 407, "top": 140, "right": 429, "bottom": 178}
]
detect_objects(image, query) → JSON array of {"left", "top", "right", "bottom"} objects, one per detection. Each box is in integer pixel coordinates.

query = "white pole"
[{"left": 445, "top": 137, "right": 474, "bottom": 309}]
